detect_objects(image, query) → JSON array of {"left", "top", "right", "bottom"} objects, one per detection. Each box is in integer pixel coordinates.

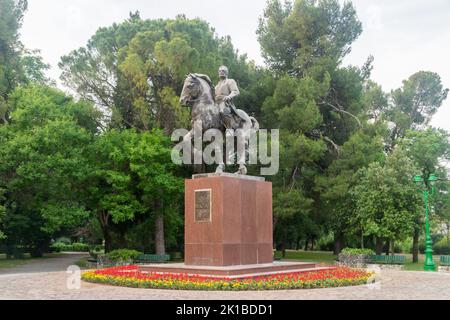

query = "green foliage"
[
  {"left": 350, "top": 148, "right": 422, "bottom": 243},
  {"left": 0, "top": 189, "right": 5, "bottom": 239},
  {"left": 257, "top": 0, "right": 372, "bottom": 254},
  {"left": 257, "top": 0, "right": 362, "bottom": 75},
  {"left": 60, "top": 14, "right": 261, "bottom": 132},
  {"left": 0, "top": 1, "right": 448, "bottom": 259},
  {"left": 273, "top": 188, "right": 317, "bottom": 249},
  {"left": 316, "top": 233, "right": 334, "bottom": 251},
  {"left": 0, "top": 0, "right": 28, "bottom": 99},
  {"left": 341, "top": 248, "right": 375, "bottom": 255},
  {"left": 75, "top": 258, "right": 89, "bottom": 269},
  {"left": 0, "top": 0, "right": 49, "bottom": 116},
  {"left": 401, "top": 128, "right": 450, "bottom": 176},
  {"left": 391, "top": 72, "right": 448, "bottom": 128},
  {"left": 363, "top": 80, "right": 388, "bottom": 122},
  {"left": 263, "top": 75, "right": 326, "bottom": 131},
  {"left": 0, "top": 85, "right": 98, "bottom": 253},
  {"left": 51, "top": 242, "right": 90, "bottom": 252},
  {"left": 85, "top": 128, "right": 183, "bottom": 251},
  {"left": 314, "top": 124, "right": 387, "bottom": 249},
  {"left": 388, "top": 71, "right": 448, "bottom": 150},
  {"left": 107, "top": 249, "right": 143, "bottom": 262},
  {"left": 434, "top": 238, "right": 450, "bottom": 255}
]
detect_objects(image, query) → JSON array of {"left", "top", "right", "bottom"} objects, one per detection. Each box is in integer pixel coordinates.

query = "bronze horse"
[{"left": 179, "top": 74, "right": 259, "bottom": 174}]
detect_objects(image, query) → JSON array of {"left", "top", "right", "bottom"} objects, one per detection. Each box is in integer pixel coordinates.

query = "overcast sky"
[{"left": 20, "top": 0, "right": 450, "bottom": 131}]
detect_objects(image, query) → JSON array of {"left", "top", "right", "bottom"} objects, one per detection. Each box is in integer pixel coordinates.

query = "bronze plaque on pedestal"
[{"left": 195, "top": 189, "right": 211, "bottom": 222}]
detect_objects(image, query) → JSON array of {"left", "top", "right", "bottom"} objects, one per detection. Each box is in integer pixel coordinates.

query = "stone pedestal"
[{"left": 184, "top": 173, "right": 273, "bottom": 266}]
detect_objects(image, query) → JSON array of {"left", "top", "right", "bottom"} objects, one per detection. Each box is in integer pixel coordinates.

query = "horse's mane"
[{"left": 193, "top": 73, "right": 216, "bottom": 103}]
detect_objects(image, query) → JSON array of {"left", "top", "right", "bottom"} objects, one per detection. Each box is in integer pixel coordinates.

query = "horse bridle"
[{"left": 184, "top": 97, "right": 202, "bottom": 104}]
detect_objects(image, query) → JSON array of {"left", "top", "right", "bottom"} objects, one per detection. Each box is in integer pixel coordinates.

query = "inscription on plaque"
[{"left": 195, "top": 189, "right": 211, "bottom": 222}]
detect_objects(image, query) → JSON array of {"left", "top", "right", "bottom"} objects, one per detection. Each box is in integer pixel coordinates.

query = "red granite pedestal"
[
  {"left": 139, "top": 173, "right": 322, "bottom": 278},
  {"left": 185, "top": 173, "right": 273, "bottom": 266}
]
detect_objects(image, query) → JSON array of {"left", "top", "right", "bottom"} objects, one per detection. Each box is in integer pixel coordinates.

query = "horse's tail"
[{"left": 249, "top": 116, "right": 259, "bottom": 131}]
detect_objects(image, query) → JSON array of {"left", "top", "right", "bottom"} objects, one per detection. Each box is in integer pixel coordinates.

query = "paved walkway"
[{"left": 1, "top": 254, "right": 450, "bottom": 300}]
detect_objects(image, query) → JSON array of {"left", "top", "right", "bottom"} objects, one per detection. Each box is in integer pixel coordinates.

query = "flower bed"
[{"left": 82, "top": 266, "right": 373, "bottom": 291}]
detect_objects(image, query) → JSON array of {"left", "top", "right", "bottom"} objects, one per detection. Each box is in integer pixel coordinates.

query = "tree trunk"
[
  {"left": 102, "top": 227, "right": 112, "bottom": 253},
  {"left": 98, "top": 211, "right": 111, "bottom": 253},
  {"left": 310, "top": 236, "right": 315, "bottom": 251},
  {"left": 304, "top": 239, "right": 309, "bottom": 251},
  {"left": 375, "top": 238, "right": 383, "bottom": 255},
  {"left": 385, "top": 240, "right": 390, "bottom": 256},
  {"left": 117, "top": 231, "right": 127, "bottom": 249},
  {"left": 333, "top": 232, "right": 344, "bottom": 255},
  {"left": 361, "top": 231, "right": 364, "bottom": 249},
  {"left": 413, "top": 229, "right": 420, "bottom": 263},
  {"left": 155, "top": 215, "right": 165, "bottom": 255}
]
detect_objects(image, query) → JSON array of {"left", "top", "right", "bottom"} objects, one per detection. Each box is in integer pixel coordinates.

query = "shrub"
[
  {"left": 89, "top": 245, "right": 105, "bottom": 260},
  {"left": 317, "top": 234, "right": 334, "bottom": 251},
  {"left": 90, "top": 245, "right": 104, "bottom": 252},
  {"left": 50, "top": 242, "right": 89, "bottom": 252},
  {"left": 341, "top": 248, "right": 375, "bottom": 255},
  {"left": 71, "top": 243, "right": 89, "bottom": 252},
  {"left": 50, "top": 242, "right": 66, "bottom": 253},
  {"left": 396, "top": 239, "right": 413, "bottom": 254},
  {"left": 106, "top": 249, "right": 143, "bottom": 263},
  {"left": 75, "top": 258, "right": 89, "bottom": 269},
  {"left": 434, "top": 238, "right": 450, "bottom": 255},
  {"left": 54, "top": 237, "right": 71, "bottom": 245},
  {"left": 7, "top": 246, "right": 25, "bottom": 259}
]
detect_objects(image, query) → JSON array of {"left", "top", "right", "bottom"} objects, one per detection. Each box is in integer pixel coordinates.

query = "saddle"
[{"left": 221, "top": 102, "right": 244, "bottom": 130}]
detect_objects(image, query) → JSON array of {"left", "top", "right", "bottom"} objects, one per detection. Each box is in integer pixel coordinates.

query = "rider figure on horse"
[{"left": 215, "top": 66, "right": 246, "bottom": 129}]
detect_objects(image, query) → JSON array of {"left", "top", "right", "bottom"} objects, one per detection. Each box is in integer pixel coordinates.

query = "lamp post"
[{"left": 413, "top": 174, "right": 438, "bottom": 271}]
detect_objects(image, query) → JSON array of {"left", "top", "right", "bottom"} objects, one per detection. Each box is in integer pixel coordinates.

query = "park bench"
[
  {"left": 440, "top": 256, "right": 450, "bottom": 266},
  {"left": 370, "top": 255, "right": 406, "bottom": 265},
  {"left": 134, "top": 254, "right": 171, "bottom": 264}
]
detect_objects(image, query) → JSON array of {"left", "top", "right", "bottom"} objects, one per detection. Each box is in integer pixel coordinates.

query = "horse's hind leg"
[
  {"left": 183, "top": 126, "right": 205, "bottom": 174},
  {"left": 234, "top": 127, "right": 249, "bottom": 175},
  {"left": 215, "top": 163, "right": 225, "bottom": 174},
  {"left": 215, "top": 136, "right": 226, "bottom": 174}
]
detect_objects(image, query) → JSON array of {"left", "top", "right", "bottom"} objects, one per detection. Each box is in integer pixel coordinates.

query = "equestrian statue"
[{"left": 179, "top": 66, "right": 259, "bottom": 175}]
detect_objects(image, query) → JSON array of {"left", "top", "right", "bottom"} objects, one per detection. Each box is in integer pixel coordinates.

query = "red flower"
[{"left": 90, "top": 265, "right": 369, "bottom": 283}]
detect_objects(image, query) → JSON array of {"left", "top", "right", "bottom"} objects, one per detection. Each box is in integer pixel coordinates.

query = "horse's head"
[{"left": 180, "top": 74, "right": 202, "bottom": 106}]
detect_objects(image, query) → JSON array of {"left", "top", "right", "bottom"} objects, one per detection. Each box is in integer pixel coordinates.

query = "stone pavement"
[{"left": 1, "top": 254, "right": 450, "bottom": 300}]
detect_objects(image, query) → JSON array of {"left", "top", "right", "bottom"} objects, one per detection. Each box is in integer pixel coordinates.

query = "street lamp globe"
[
  {"left": 428, "top": 174, "right": 438, "bottom": 185},
  {"left": 414, "top": 175, "right": 424, "bottom": 184}
]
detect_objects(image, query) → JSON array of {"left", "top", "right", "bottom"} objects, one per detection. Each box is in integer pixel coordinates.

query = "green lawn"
[
  {"left": 0, "top": 253, "right": 64, "bottom": 269},
  {"left": 274, "top": 250, "right": 445, "bottom": 271},
  {"left": 274, "top": 250, "right": 337, "bottom": 265},
  {"left": 403, "top": 256, "right": 442, "bottom": 271},
  {"left": 0, "top": 257, "right": 32, "bottom": 269},
  {"left": 74, "top": 257, "right": 92, "bottom": 269}
]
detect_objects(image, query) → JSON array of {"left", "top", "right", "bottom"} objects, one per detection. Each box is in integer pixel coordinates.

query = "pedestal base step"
[{"left": 138, "top": 261, "right": 332, "bottom": 279}]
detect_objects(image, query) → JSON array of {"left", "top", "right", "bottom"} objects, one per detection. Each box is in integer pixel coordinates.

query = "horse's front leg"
[
  {"left": 182, "top": 129, "right": 195, "bottom": 165},
  {"left": 215, "top": 142, "right": 226, "bottom": 174},
  {"left": 235, "top": 127, "right": 249, "bottom": 175},
  {"left": 182, "top": 127, "right": 201, "bottom": 164}
]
